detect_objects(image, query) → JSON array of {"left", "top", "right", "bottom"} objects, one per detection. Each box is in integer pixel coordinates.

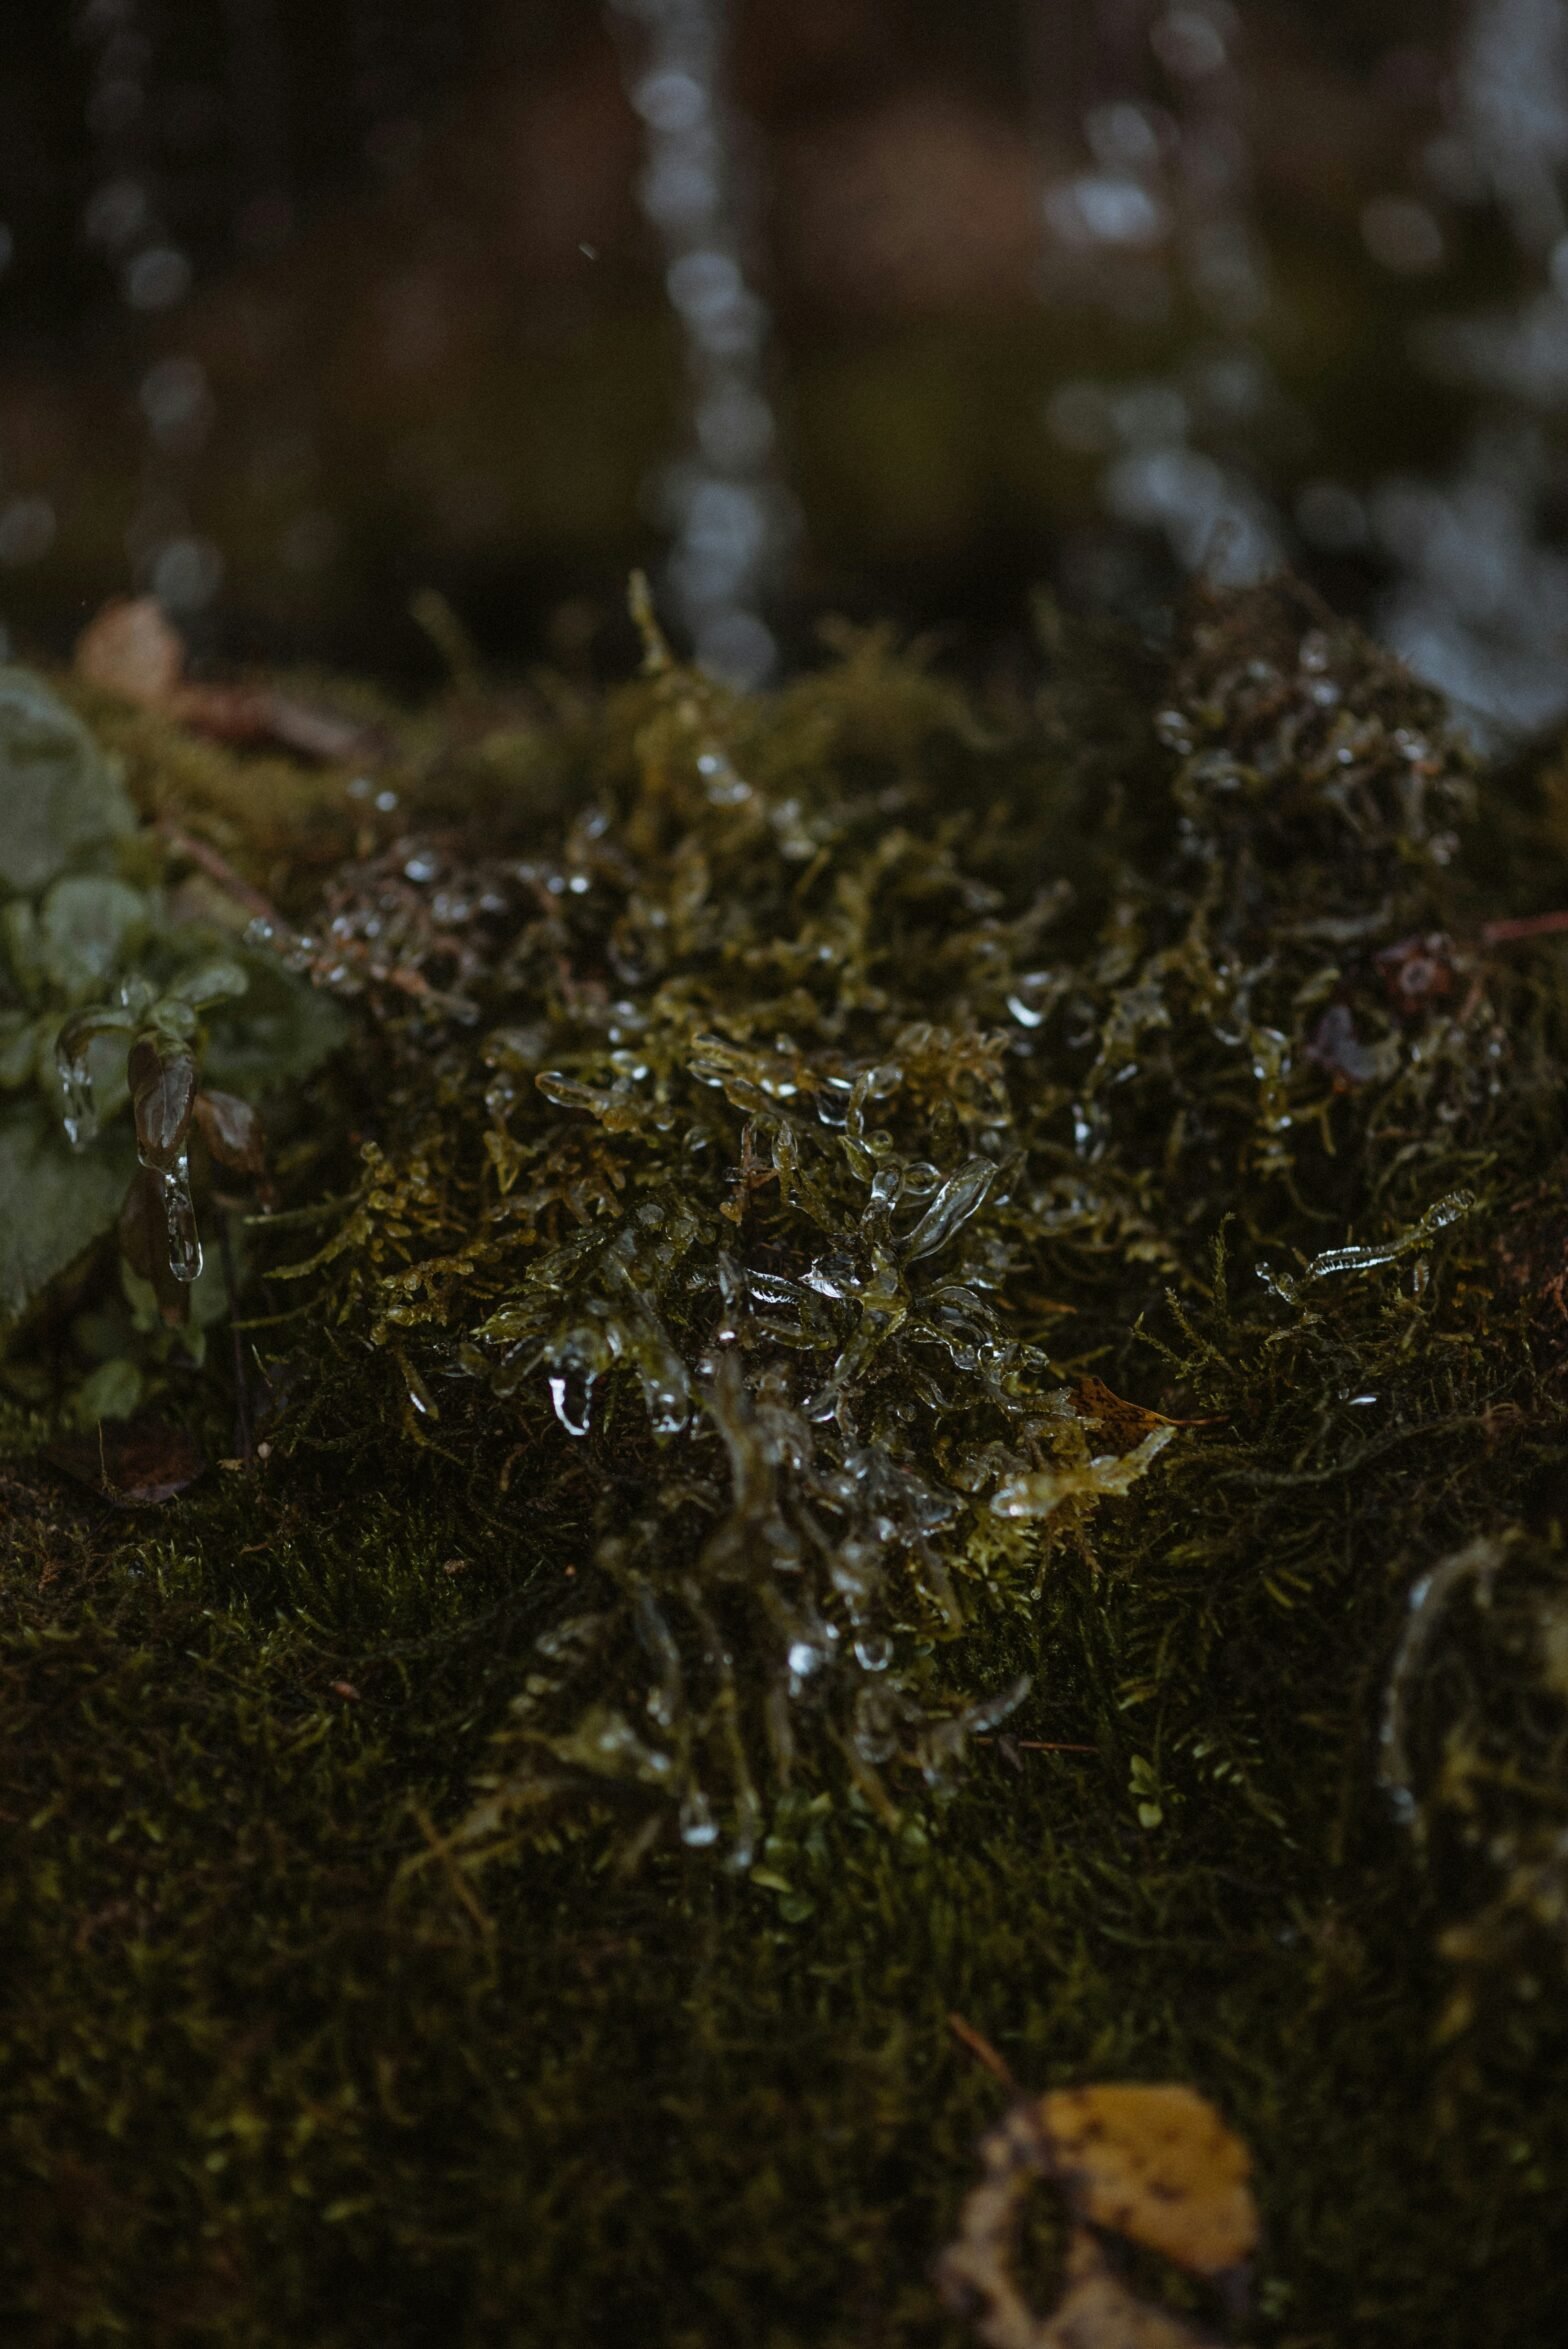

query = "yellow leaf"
[{"left": 1036, "top": 2083, "right": 1257, "bottom": 2277}]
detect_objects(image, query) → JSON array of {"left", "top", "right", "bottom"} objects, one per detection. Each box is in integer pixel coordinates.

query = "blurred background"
[{"left": 3, "top": 0, "right": 1568, "bottom": 724}]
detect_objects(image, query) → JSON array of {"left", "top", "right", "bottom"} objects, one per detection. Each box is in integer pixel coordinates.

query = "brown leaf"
[
  {"left": 128, "top": 1036, "right": 198, "bottom": 1173},
  {"left": 1036, "top": 2083, "right": 1257, "bottom": 2278},
  {"left": 75, "top": 596, "right": 186, "bottom": 707},
  {"left": 47, "top": 1416, "right": 204, "bottom": 1507},
  {"left": 937, "top": 2086, "right": 1257, "bottom": 2349},
  {"left": 1070, "top": 1377, "right": 1176, "bottom": 1452},
  {"left": 193, "top": 1088, "right": 266, "bottom": 1176}
]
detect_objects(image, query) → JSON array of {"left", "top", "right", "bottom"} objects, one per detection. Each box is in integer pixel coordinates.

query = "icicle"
[
  {"left": 161, "top": 1149, "right": 203, "bottom": 1283},
  {"left": 678, "top": 1786, "right": 719, "bottom": 1848},
  {"left": 548, "top": 1368, "right": 597, "bottom": 1437},
  {"left": 56, "top": 1039, "right": 99, "bottom": 1151}
]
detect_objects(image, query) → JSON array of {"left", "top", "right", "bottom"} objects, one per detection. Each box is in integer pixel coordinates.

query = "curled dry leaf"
[
  {"left": 128, "top": 1035, "right": 199, "bottom": 1173},
  {"left": 937, "top": 2085, "right": 1257, "bottom": 2349},
  {"left": 1069, "top": 1378, "right": 1180, "bottom": 1452},
  {"left": 1035, "top": 2084, "right": 1257, "bottom": 2278},
  {"left": 193, "top": 1087, "right": 266, "bottom": 1176}
]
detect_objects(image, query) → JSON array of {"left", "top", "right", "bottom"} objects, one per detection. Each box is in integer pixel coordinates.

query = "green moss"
[{"left": 3, "top": 585, "right": 1567, "bottom": 2344}]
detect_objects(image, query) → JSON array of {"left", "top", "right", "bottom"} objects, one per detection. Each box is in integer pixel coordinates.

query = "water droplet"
[
  {"left": 854, "top": 1634, "right": 893, "bottom": 1673},
  {"left": 678, "top": 1789, "right": 719, "bottom": 1848},
  {"left": 548, "top": 1369, "right": 596, "bottom": 1437},
  {"left": 787, "top": 1639, "right": 822, "bottom": 1679},
  {"left": 56, "top": 1045, "right": 98, "bottom": 1151},
  {"left": 162, "top": 1151, "right": 203, "bottom": 1283}
]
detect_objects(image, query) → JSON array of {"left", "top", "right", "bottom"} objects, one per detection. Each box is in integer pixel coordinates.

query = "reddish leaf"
[
  {"left": 128, "top": 1036, "right": 198, "bottom": 1172},
  {"left": 194, "top": 1088, "right": 266, "bottom": 1175}
]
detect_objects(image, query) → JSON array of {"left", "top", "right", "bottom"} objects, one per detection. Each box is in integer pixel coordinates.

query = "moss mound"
[{"left": 3, "top": 583, "right": 1567, "bottom": 2345}]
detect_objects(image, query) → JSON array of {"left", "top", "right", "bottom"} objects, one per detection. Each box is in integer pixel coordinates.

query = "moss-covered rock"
[{"left": 2, "top": 586, "right": 1566, "bottom": 2346}]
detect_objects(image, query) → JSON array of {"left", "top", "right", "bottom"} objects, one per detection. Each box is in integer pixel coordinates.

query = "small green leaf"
[
  {"left": 38, "top": 875, "right": 150, "bottom": 999},
  {"left": 0, "top": 1097, "right": 136, "bottom": 1325},
  {"left": 71, "top": 1356, "right": 145, "bottom": 1428},
  {"left": 163, "top": 957, "right": 249, "bottom": 1009},
  {"left": 203, "top": 953, "right": 347, "bottom": 1093},
  {"left": 0, "top": 668, "right": 136, "bottom": 895}
]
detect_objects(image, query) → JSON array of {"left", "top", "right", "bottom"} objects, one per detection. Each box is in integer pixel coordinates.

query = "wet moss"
[{"left": 3, "top": 583, "right": 1568, "bottom": 2345}]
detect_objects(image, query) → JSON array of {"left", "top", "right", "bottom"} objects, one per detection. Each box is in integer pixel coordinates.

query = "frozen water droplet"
[
  {"left": 56, "top": 1045, "right": 98, "bottom": 1151},
  {"left": 696, "top": 747, "right": 752, "bottom": 804},
  {"left": 162, "top": 1151, "right": 203, "bottom": 1283},
  {"left": 679, "top": 1789, "right": 718, "bottom": 1848},
  {"left": 787, "top": 1639, "right": 822, "bottom": 1679},
  {"left": 854, "top": 1634, "right": 893, "bottom": 1673},
  {"left": 548, "top": 1370, "right": 596, "bottom": 1437}
]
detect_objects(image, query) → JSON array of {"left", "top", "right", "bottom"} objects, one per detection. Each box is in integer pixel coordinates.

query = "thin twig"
[
  {"left": 156, "top": 819, "right": 283, "bottom": 928},
  {"left": 947, "top": 2012, "right": 1020, "bottom": 2093},
  {"left": 1481, "top": 909, "right": 1568, "bottom": 945},
  {"left": 971, "top": 1736, "right": 1097, "bottom": 1754},
  {"left": 408, "top": 1800, "right": 495, "bottom": 1939}
]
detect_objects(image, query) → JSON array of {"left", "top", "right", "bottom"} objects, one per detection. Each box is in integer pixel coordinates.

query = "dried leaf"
[
  {"left": 1035, "top": 2083, "right": 1257, "bottom": 2277},
  {"left": 1070, "top": 1377, "right": 1177, "bottom": 1452},
  {"left": 128, "top": 1036, "right": 198, "bottom": 1173},
  {"left": 193, "top": 1088, "right": 266, "bottom": 1175},
  {"left": 938, "top": 2085, "right": 1257, "bottom": 2349}
]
